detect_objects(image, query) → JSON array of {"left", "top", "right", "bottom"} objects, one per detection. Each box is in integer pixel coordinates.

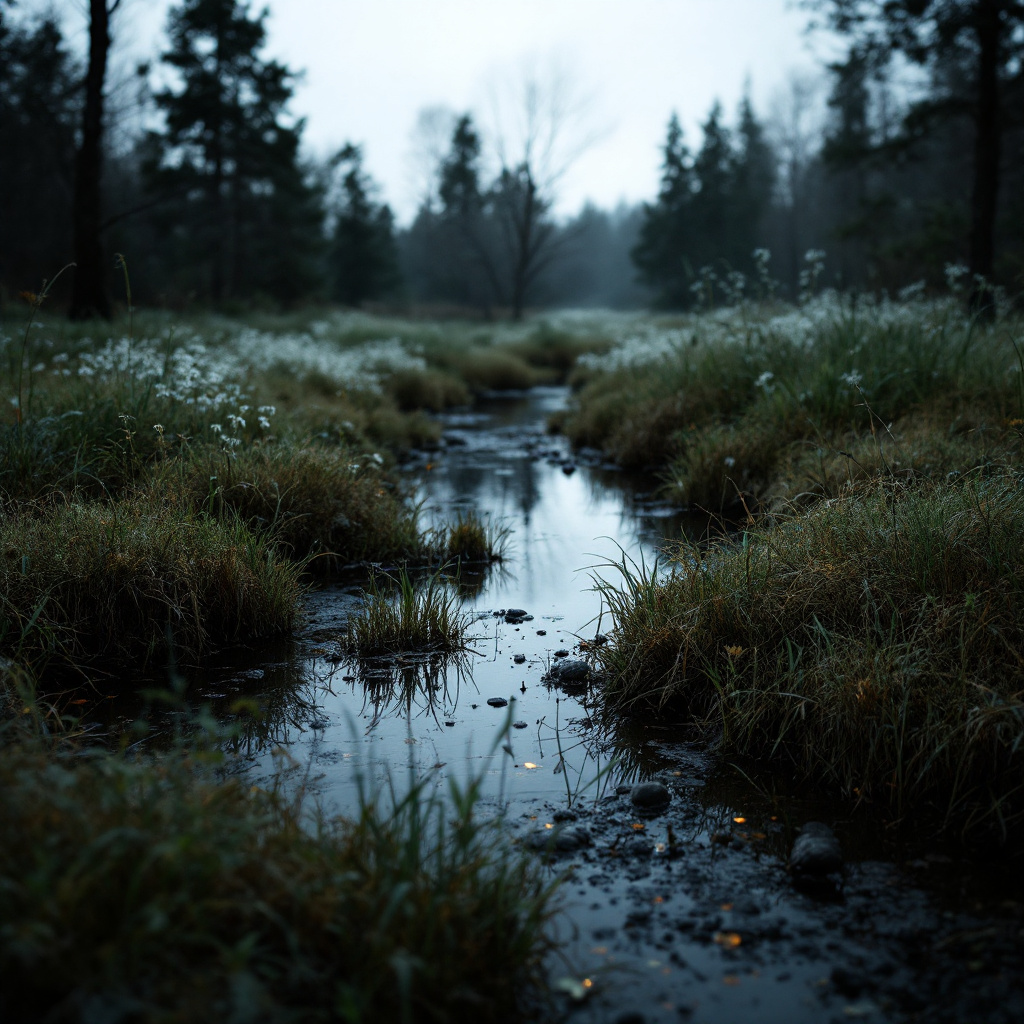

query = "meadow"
[{"left": 3, "top": 281, "right": 1024, "bottom": 1019}]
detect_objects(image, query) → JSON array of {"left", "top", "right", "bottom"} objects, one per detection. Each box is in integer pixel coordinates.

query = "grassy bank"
[
  {"left": 0, "top": 683, "right": 558, "bottom": 1023},
  {"left": 561, "top": 293, "right": 1023, "bottom": 509},
  {"left": 595, "top": 472, "right": 1024, "bottom": 837},
  {"left": 2, "top": 303, "right": 590, "bottom": 680},
  {"left": 0, "top": 494, "right": 303, "bottom": 672}
]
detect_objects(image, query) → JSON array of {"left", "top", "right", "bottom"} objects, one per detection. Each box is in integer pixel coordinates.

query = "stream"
[{"left": 194, "top": 387, "right": 1023, "bottom": 1024}]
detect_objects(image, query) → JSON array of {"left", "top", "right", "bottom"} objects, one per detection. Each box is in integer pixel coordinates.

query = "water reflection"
[{"left": 234, "top": 386, "right": 706, "bottom": 814}]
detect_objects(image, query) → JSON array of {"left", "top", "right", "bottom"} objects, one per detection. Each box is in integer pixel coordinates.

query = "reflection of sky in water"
[{"left": 244, "top": 388, "right": 696, "bottom": 815}]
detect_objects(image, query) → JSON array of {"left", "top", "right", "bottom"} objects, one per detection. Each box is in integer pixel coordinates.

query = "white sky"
[{"left": 50, "top": 0, "right": 833, "bottom": 223}]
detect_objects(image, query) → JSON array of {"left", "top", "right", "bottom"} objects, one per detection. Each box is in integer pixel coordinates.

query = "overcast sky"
[{"left": 52, "top": 0, "right": 834, "bottom": 223}]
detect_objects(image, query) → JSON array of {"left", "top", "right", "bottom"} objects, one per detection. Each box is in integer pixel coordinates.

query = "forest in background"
[{"left": 2, "top": 0, "right": 1023, "bottom": 318}]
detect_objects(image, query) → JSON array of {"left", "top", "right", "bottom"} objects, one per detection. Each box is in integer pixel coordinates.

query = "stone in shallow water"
[
  {"left": 630, "top": 781, "right": 671, "bottom": 811},
  {"left": 486, "top": 696, "right": 509, "bottom": 708},
  {"left": 789, "top": 821, "right": 843, "bottom": 877},
  {"left": 547, "top": 659, "right": 591, "bottom": 683}
]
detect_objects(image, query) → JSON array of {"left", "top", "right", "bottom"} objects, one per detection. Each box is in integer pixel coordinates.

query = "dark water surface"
[{"left": 196, "top": 387, "right": 1023, "bottom": 1024}]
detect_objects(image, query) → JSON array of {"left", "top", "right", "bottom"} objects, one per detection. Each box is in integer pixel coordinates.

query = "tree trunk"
[
  {"left": 69, "top": 0, "right": 113, "bottom": 320},
  {"left": 967, "top": 0, "right": 1001, "bottom": 314}
]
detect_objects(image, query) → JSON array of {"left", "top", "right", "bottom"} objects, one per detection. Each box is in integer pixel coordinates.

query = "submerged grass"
[
  {"left": 0, "top": 683, "right": 559, "bottom": 1023},
  {"left": 343, "top": 569, "right": 472, "bottom": 657},
  {"left": 594, "top": 474, "right": 1024, "bottom": 838},
  {"left": 429, "top": 511, "right": 510, "bottom": 565}
]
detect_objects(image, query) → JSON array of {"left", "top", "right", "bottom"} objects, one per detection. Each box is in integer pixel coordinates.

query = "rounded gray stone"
[
  {"left": 630, "top": 781, "right": 671, "bottom": 810},
  {"left": 790, "top": 821, "right": 843, "bottom": 876}
]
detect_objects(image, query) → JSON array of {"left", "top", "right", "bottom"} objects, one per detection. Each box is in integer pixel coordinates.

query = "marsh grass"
[
  {"left": 594, "top": 474, "right": 1024, "bottom": 837},
  {"left": 0, "top": 683, "right": 559, "bottom": 1024},
  {"left": 429, "top": 511, "right": 510, "bottom": 565},
  {"left": 343, "top": 568, "right": 472, "bottom": 657},
  {"left": 562, "top": 296, "right": 1023, "bottom": 506},
  {"left": 146, "top": 443, "right": 422, "bottom": 570},
  {"left": 0, "top": 494, "right": 302, "bottom": 672}
]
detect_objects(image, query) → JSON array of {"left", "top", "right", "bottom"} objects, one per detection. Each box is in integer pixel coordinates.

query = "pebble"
[
  {"left": 546, "top": 658, "right": 591, "bottom": 683},
  {"left": 512, "top": 720, "right": 528, "bottom": 729},
  {"left": 630, "top": 781, "right": 672, "bottom": 811},
  {"left": 486, "top": 696, "right": 509, "bottom": 708},
  {"left": 524, "top": 825, "right": 591, "bottom": 853},
  {"left": 790, "top": 822, "right": 843, "bottom": 877},
  {"left": 513, "top": 654, "right": 526, "bottom": 664},
  {"left": 553, "top": 649, "right": 570, "bottom": 658}
]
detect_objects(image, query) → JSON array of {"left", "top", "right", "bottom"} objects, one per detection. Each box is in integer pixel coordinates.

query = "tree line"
[{"left": 1, "top": 0, "right": 1021, "bottom": 318}]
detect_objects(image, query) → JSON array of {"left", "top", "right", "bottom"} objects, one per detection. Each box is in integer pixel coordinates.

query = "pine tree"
[
  {"left": 632, "top": 113, "right": 696, "bottom": 307},
  {"left": 328, "top": 144, "right": 399, "bottom": 306},
  {"left": 148, "top": 0, "right": 322, "bottom": 305},
  {"left": 0, "top": 12, "right": 80, "bottom": 294}
]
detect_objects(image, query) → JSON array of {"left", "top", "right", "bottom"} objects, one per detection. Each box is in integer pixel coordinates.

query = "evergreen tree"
[
  {"left": 731, "top": 96, "right": 777, "bottom": 266},
  {"left": 148, "top": 0, "right": 323, "bottom": 305},
  {"left": 0, "top": 11, "right": 80, "bottom": 295},
  {"left": 632, "top": 113, "right": 697, "bottom": 306},
  {"left": 809, "top": 0, "right": 1024, "bottom": 303},
  {"left": 328, "top": 144, "right": 399, "bottom": 306}
]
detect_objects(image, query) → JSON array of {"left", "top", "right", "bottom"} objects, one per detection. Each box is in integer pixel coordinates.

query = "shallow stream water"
[{"left": 194, "top": 387, "right": 1023, "bottom": 1024}]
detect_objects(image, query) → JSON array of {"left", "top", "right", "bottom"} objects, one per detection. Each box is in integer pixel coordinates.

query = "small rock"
[
  {"left": 505, "top": 608, "right": 528, "bottom": 620},
  {"left": 486, "top": 696, "right": 509, "bottom": 708},
  {"left": 513, "top": 654, "right": 526, "bottom": 664},
  {"left": 630, "top": 781, "right": 671, "bottom": 811},
  {"left": 536, "top": 629, "right": 547, "bottom": 636},
  {"left": 553, "top": 649, "right": 570, "bottom": 658},
  {"left": 524, "top": 824, "right": 591, "bottom": 854},
  {"left": 444, "top": 720, "right": 455, "bottom": 727},
  {"left": 789, "top": 822, "right": 843, "bottom": 877},
  {"left": 512, "top": 720, "right": 528, "bottom": 729},
  {"left": 550, "top": 658, "right": 591, "bottom": 682}
]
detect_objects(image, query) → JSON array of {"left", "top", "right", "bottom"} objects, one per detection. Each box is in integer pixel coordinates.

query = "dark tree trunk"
[
  {"left": 968, "top": 0, "right": 1002, "bottom": 313},
  {"left": 69, "top": 0, "right": 114, "bottom": 321}
]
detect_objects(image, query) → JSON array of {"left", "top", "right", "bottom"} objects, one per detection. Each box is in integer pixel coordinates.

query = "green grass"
[
  {"left": 560, "top": 295, "right": 1023, "bottom": 506},
  {"left": 593, "top": 472, "right": 1024, "bottom": 838},
  {"left": 428, "top": 512, "right": 509, "bottom": 565},
  {"left": 0, "top": 683, "right": 560, "bottom": 1024},
  {"left": 0, "top": 493, "right": 302, "bottom": 673},
  {"left": 343, "top": 569, "right": 472, "bottom": 657},
  {"left": 146, "top": 443, "right": 423, "bottom": 570}
]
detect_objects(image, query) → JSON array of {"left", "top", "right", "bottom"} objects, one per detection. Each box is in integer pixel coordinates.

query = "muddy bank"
[{"left": 514, "top": 736, "right": 1024, "bottom": 1024}]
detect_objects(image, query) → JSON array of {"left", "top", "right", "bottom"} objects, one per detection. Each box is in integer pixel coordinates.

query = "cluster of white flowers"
[{"left": 230, "top": 329, "right": 425, "bottom": 392}]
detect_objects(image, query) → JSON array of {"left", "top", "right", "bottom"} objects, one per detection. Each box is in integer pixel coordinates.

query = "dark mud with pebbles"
[{"left": 513, "top": 737, "right": 1024, "bottom": 1024}]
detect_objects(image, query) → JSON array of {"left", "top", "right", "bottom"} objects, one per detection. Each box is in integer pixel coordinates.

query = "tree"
[
  {"left": 0, "top": 9, "right": 80, "bottom": 295},
  {"left": 808, "top": 0, "right": 1024, "bottom": 304},
  {"left": 69, "top": 0, "right": 121, "bottom": 320},
  {"left": 632, "top": 113, "right": 697, "bottom": 307},
  {"left": 486, "top": 64, "right": 599, "bottom": 319},
  {"left": 633, "top": 100, "right": 779, "bottom": 307},
  {"left": 148, "top": 0, "right": 323, "bottom": 305},
  {"left": 328, "top": 144, "right": 399, "bottom": 306}
]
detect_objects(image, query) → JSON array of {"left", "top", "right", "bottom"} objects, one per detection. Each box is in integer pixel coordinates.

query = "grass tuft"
[{"left": 343, "top": 569, "right": 472, "bottom": 656}]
